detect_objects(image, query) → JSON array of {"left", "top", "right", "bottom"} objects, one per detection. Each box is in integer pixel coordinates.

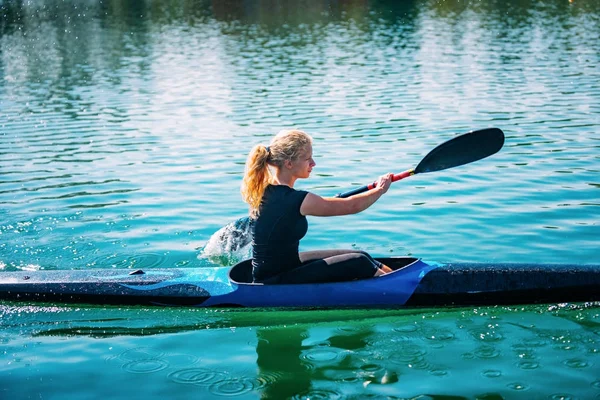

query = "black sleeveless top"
[{"left": 251, "top": 185, "right": 309, "bottom": 282}]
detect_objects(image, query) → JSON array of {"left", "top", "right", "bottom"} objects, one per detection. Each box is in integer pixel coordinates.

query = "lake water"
[{"left": 1, "top": 0, "right": 599, "bottom": 398}]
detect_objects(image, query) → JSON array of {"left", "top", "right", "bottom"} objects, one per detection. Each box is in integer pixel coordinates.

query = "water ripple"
[
  {"left": 208, "top": 378, "right": 255, "bottom": 397},
  {"left": 122, "top": 359, "right": 170, "bottom": 374},
  {"left": 291, "top": 389, "right": 342, "bottom": 400},
  {"left": 168, "top": 368, "right": 229, "bottom": 386}
]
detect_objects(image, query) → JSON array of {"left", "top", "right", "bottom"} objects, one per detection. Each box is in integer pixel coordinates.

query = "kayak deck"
[
  {"left": 0, "top": 257, "right": 599, "bottom": 308},
  {"left": 408, "top": 262, "right": 600, "bottom": 306}
]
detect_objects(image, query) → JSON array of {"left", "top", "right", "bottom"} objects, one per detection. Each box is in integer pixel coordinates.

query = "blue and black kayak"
[{"left": 0, "top": 257, "right": 599, "bottom": 308}]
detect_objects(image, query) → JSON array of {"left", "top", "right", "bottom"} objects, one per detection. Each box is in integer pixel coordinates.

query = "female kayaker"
[{"left": 241, "top": 129, "right": 393, "bottom": 284}]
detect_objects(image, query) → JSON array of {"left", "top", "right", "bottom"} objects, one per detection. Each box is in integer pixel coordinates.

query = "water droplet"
[
  {"left": 507, "top": 382, "right": 529, "bottom": 391},
  {"left": 550, "top": 394, "right": 575, "bottom": 400},
  {"left": 563, "top": 358, "right": 589, "bottom": 369},
  {"left": 518, "top": 361, "right": 539, "bottom": 370},
  {"left": 481, "top": 369, "right": 502, "bottom": 378},
  {"left": 424, "top": 330, "right": 455, "bottom": 341}
]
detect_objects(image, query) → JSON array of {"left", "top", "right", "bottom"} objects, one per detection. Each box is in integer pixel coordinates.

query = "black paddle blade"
[{"left": 415, "top": 128, "right": 505, "bottom": 174}]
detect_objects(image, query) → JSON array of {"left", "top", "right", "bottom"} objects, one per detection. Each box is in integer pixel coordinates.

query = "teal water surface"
[
  {"left": 1, "top": 0, "right": 600, "bottom": 398},
  {"left": 1, "top": 302, "right": 600, "bottom": 399}
]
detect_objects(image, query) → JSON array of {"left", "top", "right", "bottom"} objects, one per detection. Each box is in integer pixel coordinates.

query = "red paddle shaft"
[
  {"left": 365, "top": 169, "right": 416, "bottom": 190},
  {"left": 337, "top": 169, "right": 415, "bottom": 198}
]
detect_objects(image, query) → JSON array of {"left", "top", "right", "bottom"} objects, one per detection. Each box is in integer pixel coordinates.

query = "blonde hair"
[{"left": 241, "top": 129, "right": 313, "bottom": 218}]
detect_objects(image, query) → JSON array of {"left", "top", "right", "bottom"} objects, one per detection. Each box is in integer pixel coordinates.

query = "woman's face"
[{"left": 289, "top": 144, "right": 316, "bottom": 179}]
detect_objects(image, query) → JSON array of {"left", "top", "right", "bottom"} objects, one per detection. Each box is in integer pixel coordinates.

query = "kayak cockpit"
[
  {"left": 228, "top": 257, "right": 421, "bottom": 285},
  {"left": 228, "top": 260, "right": 254, "bottom": 284}
]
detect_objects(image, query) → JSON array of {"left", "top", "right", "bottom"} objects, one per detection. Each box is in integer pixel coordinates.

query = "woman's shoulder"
[
  {"left": 266, "top": 184, "right": 309, "bottom": 204},
  {"left": 268, "top": 184, "right": 308, "bottom": 194}
]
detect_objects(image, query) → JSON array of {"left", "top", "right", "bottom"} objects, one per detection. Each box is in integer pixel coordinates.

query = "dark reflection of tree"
[
  {"left": 2, "top": 0, "right": 591, "bottom": 101},
  {"left": 209, "top": 0, "right": 421, "bottom": 44},
  {"left": 211, "top": 0, "right": 370, "bottom": 25},
  {"left": 0, "top": 0, "right": 25, "bottom": 36},
  {"left": 256, "top": 327, "right": 311, "bottom": 399},
  {"left": 0, "top": 0, "right": 156, "bottom": 101}
]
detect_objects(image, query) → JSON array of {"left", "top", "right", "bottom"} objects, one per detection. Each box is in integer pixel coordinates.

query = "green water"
[
  {"left": 1, "top": 0, "right": 599, "bottom": 398},
  {"left": 1, "top": 303, "right": 600, "bottom": 399}
]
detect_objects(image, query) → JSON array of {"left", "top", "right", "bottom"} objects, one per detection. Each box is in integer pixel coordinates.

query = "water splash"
[{"left": 199, "top": 217, "right": 253, "bottom": 266}]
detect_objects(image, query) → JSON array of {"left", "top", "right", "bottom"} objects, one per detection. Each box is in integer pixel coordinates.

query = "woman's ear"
[{"left": 284, "top": 159, "right": 293, "bottom": 169}]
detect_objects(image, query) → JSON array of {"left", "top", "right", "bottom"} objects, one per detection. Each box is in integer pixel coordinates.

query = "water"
[
  {"left": 1, "top": 0, "right": 599, "bottom": 398},
  {"left": 1, "top": 303, "right": 599, "bottom": 399}
]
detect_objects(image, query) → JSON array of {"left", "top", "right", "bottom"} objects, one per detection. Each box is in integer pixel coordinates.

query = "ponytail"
[
  {"left": 241, "top": 130, "right": 312, "bottom": 218},
  {"left": 241, "top": 144, "right": 272, "bottom": 218}
]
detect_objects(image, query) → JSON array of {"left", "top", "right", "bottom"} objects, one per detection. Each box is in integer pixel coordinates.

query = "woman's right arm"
[{"left": 300, "top": 173, "right": 393, "bottom": 217}]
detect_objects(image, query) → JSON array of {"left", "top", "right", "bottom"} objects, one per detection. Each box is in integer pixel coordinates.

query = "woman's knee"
[
  {"left": 324, "top": 252, "right": 365, "bottom": 265},
  {"left": 342, "top": 253, "right": 379, "bottom": 275},
  {"left": 350, "top": 251, "right": 375, "bottom": 265}
]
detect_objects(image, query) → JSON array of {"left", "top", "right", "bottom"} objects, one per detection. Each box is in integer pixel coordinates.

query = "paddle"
[
  {"left": 204, "top": 128, "right": 504, "bottom": 255},
  {"left": 335, "top": 127, "right": 505, "bottom": 198}
]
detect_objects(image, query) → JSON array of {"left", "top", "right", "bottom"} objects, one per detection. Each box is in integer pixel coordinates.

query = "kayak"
[{"left": 1, "top": 257, "right": 599, "bottom": 308}]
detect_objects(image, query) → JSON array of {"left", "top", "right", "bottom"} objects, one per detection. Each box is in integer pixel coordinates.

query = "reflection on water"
[
  {"left": 1, "top": 302, "right": 599, "bottom": 398},
  {"left": 256, "top": 327, "right": 312, "bottom": 399}
]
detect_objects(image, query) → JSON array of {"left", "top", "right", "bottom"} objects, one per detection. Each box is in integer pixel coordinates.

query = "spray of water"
[{"left": 198, "top": 217, "right": 253, "bottom": 266}]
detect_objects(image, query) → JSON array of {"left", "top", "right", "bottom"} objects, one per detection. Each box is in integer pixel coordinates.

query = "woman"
[{"left": 241, "top": 129, "right": 393, "bottom": 284}]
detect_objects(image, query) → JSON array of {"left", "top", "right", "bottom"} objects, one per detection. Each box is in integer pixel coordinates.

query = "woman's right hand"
[{"left": 375, "top": 173, "right": 393, "bottom": 195}]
